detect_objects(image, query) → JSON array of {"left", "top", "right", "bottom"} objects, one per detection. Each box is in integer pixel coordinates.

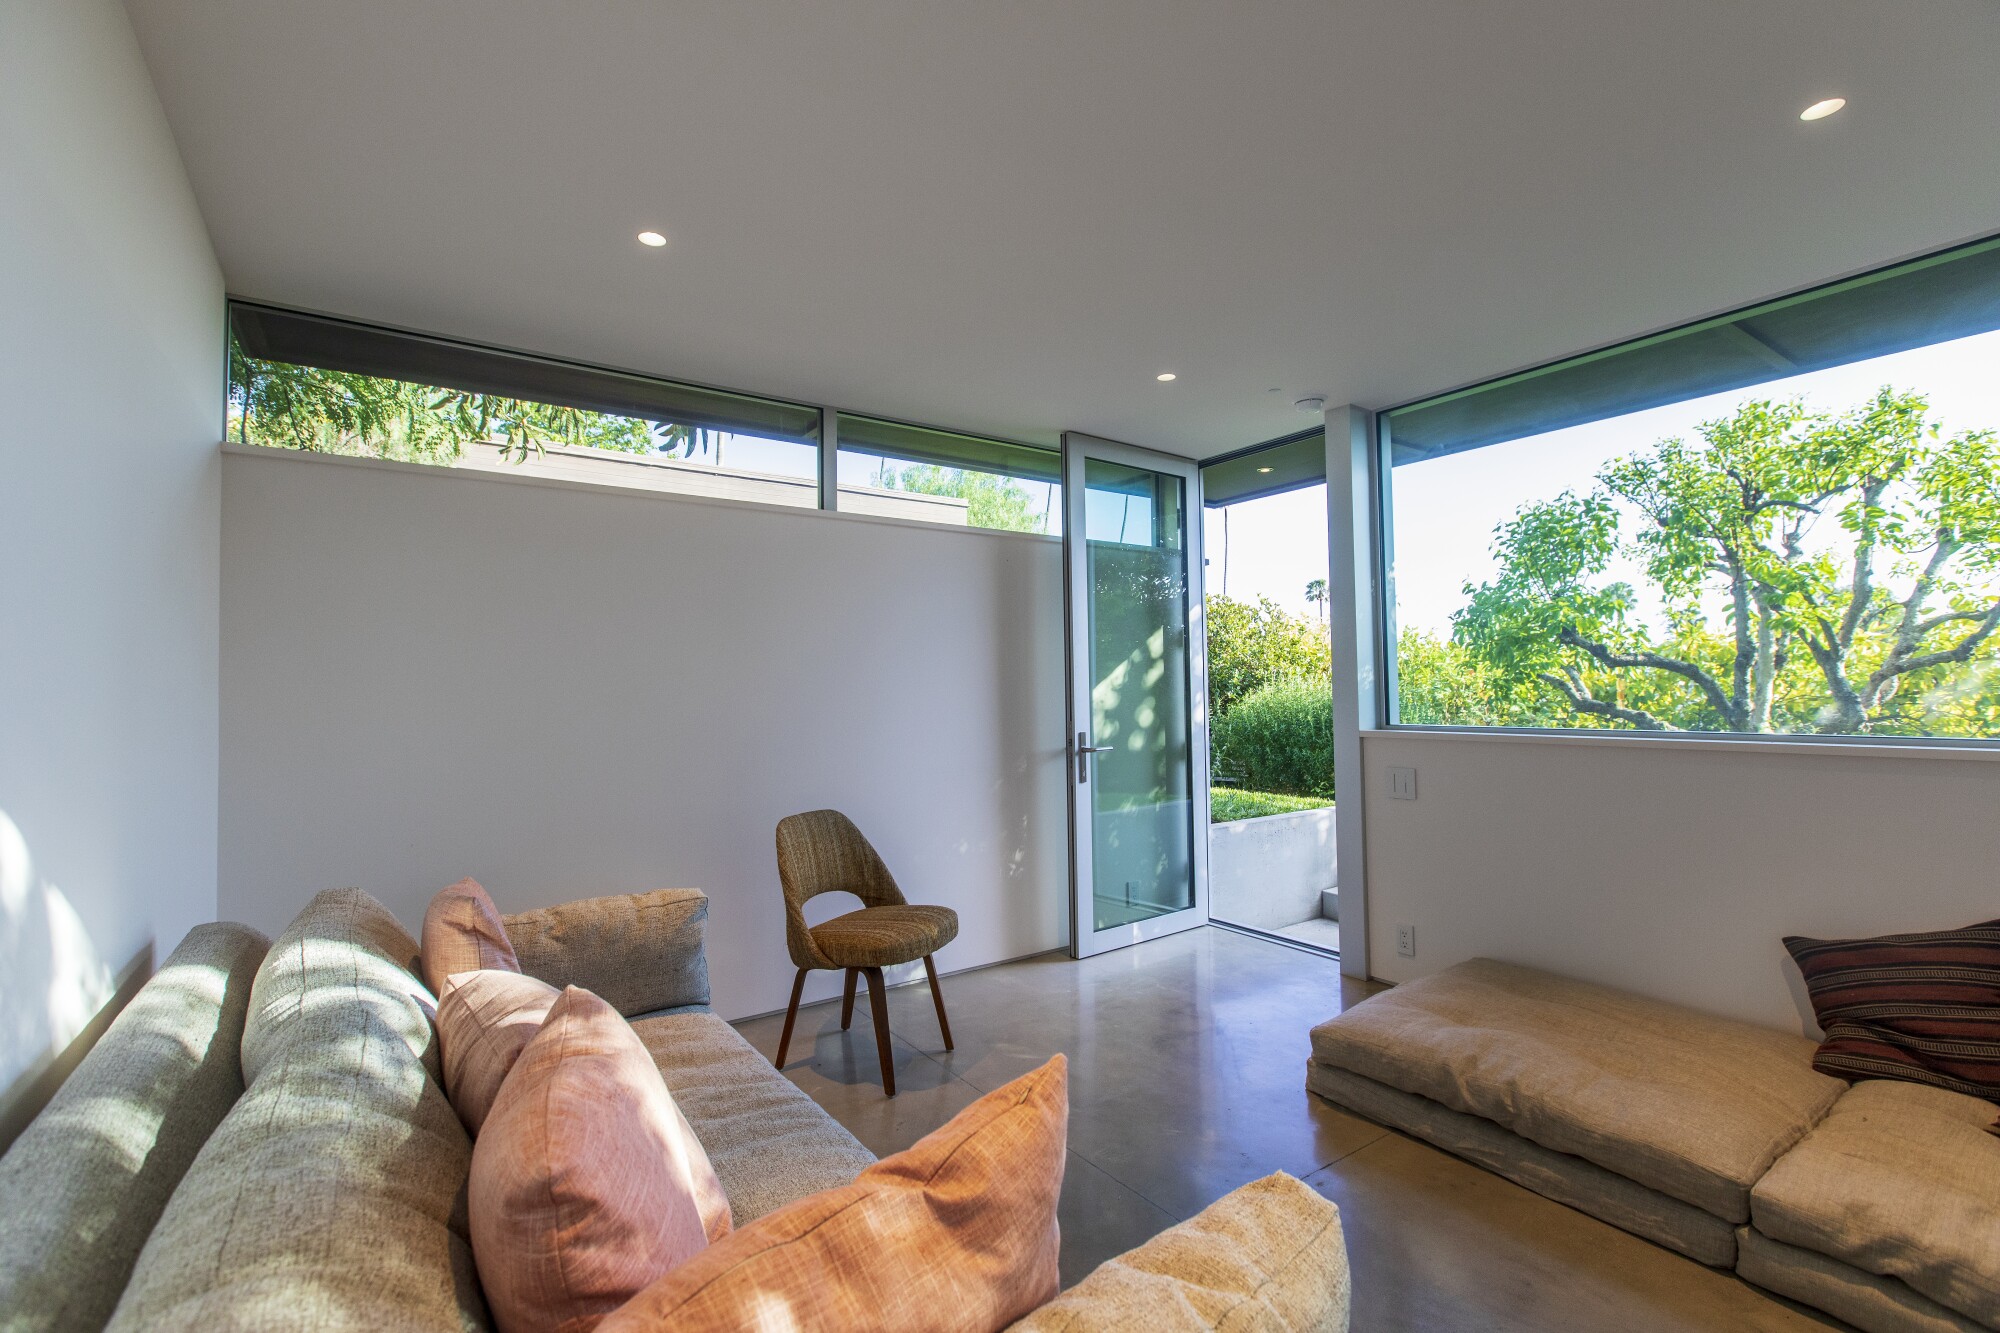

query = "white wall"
[
  {"left": 219, "top": 449, "right": 1069, "bottom": 1019},
  {"left": 0, "top": 2, "right": 223, "bottom": 1096},
  {"left": 1360, "top": 730, "right": 2000, "bottom": 1033}
]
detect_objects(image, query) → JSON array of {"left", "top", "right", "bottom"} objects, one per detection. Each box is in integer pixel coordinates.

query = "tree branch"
[
  {"left": 1870, "top": 600, "right": 2000, "bottom": 685},
  {"left": 1556, "top": 625, "right": 1738, "bottom": 726},
  {"left": 1540, "top": 666, "right": 1672, "bottom": 731}
]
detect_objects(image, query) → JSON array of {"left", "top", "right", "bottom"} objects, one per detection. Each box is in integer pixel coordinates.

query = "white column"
[{"left": 1325, "top": 405, "right": 1383, "bottom": 979}]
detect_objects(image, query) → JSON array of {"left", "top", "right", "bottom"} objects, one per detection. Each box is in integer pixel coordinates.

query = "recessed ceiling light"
[
  {"left": 637, "top": 230, "right": 668, "bottom": 247},
  {"left": 1257, "top": 466, "right": 1274, "bottom": 474},
  {"left": 1800, "top": 98, "right": 1845, "bottom": 122},
  {"left": 1156, "top": 372, "right": 1177, "bottom": 382}
]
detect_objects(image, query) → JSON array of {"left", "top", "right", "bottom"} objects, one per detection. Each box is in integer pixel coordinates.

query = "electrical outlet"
[
  {"left": 1396, "top": 924, "right": 1417, "bottom": 958},
  {"left": 1388, "top": 766, "right": 1418, "bottom": 800}
]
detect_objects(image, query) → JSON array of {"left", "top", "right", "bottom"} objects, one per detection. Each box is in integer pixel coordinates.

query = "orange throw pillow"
[
  {"left": 600, "top": 1054, "right": 1067, "bottom": 1333},
  {"left": 471, "top": 987, "right": 732, "bottom": 1333},
  {"left": 421, "top": 876, "right": 520, "bottom": 996},
  {"left": 436, "top": 969, "right": 559, "bottom": 1133}
]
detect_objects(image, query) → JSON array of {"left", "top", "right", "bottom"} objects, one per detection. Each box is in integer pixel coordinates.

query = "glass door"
[{"left": 1061, "top": 433, "right": 1211, "bottom": 958}]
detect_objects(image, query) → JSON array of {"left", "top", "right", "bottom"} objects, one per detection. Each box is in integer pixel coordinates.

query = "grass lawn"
[{"left": 1210, "top": 788, "right": 1334, "bottom": 823}]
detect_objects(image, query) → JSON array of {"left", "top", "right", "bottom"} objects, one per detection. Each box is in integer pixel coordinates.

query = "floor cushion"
[
  {"left": 1737, "top": 1227, "right": 1987, "bottom": 1333},
  {"left": 1307, "top": 1063, "right": 1736, "bottom": 1266},
  {"left": 1308, "top": 959, "right": 1842, "bottom": 1223},
  {"left": 1750, "top": 1079, "right": 2000, "bottom": 1328}
]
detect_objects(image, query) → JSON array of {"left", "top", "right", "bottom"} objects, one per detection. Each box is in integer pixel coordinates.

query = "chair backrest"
[{"left": 774, "top": 811, "right": 906, "bottom": 969}]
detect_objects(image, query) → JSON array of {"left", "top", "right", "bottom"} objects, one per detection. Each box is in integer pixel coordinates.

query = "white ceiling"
[{"left": 125, "top": 1, "right": 2000, "bottom": 459}]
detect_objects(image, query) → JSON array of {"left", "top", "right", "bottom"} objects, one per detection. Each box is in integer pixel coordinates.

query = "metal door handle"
[{"left": 1074, "top": 732, "right": 1112, "bottom": 785}]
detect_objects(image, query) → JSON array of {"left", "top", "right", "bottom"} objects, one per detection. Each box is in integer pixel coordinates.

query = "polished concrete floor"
[{"left": 732, "top": 927, "right": 1846, "bottom": 1330}]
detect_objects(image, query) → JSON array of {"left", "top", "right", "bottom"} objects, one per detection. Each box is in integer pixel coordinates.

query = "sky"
[{"left": 1202, "top": 326, "right": 2000, "bottom": 633}]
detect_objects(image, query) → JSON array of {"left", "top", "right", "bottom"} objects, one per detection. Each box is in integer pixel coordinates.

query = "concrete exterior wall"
[{"left": 1208, "top": 805, "right": 1338, "bottom": 933}]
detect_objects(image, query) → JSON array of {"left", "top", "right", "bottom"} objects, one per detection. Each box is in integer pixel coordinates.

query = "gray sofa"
[
  {"left": 1308, "top": 958, "right": 2000, "bottom": 1333},
  {"left": 2, "top": 886, "right": 1350, "bottom": 1332}
]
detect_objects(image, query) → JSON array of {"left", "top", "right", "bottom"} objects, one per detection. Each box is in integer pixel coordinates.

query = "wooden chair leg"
[
  {"left": 840, "top": 968, "right": 859, "bottom": 1030},
  {"left": 862, "top": 966, "right": 895, "bottom": 1097},
  {"left": 923, "top": 954, "right": 954, "bottom": 1051},
  {"left": 774, "top": 968, "right": 809, "bottom": 1069}
]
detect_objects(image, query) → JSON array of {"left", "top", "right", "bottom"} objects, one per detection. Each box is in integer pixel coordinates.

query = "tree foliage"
[
  {"left": 230, "top": 343, "right": 734, "bottom": 465},
  {"left": 1449, "top": 388, "right": 2000, "bottom": 735},
  {"left": 1204, "top": 595, "right": 1331, "bottom": 718},
  {"left": 872, "top": 463, "right": 1051, "bottom": 533},
  {"left": 1209, "top": 679, "right": 1336, "bottom": 799}
]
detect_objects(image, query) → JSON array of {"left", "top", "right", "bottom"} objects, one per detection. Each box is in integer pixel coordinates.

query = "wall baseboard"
[{"left": 0, "top": 941, "right": 154, "bottom": 1157}]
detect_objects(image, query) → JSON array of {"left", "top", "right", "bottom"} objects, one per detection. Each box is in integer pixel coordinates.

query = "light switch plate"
[{"left": 1388, "top": 766, "right": 1418, "bottom": 800}]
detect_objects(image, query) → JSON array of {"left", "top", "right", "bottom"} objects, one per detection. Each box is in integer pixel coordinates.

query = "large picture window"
[{"left": 1384, "top": 236, "right": 2000, "bottom": 741}]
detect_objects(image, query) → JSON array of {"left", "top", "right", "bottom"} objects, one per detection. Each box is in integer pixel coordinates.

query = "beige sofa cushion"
[
  {"left": 506, "top": 889, "right": 709, "bottom": 1018},
  {"left": 630, "top": 1010, "right": 875, "bottom": 1223},
  {"left": 108, "top": 890, "right": 488, "bottom": 1333},
  {"left": 1751, "top": 1080, "right": 2000, "bottom": 1328},
  {"left": 1008, "top": 1173, "right": 1349, "bottom": 1332},
  {"left": 0, "top": 922, "right": 268, "bottom": 1333},
  {"left": 1309, "top": 959, "right": 1841, "bottom": 1222},
  {"left": 242, "top": 886, "right": 439, "bottom": 1085}
]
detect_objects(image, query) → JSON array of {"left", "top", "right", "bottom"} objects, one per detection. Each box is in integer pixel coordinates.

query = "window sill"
[
  {"left": 1363, "top": 724, "right": 2000, "bottom": 763},
  {"left": 219, "top": 441, "right": 1061, "bottom": 545}
]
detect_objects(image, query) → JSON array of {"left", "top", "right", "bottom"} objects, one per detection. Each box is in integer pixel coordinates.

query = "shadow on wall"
[{"left": 1, "top": 808, "right": 118, "bottom": 1101}]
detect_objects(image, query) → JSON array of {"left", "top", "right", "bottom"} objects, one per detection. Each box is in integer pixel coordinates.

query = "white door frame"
[{"left": 1060, "top": 431, "right": 1213, "bottom": 958}]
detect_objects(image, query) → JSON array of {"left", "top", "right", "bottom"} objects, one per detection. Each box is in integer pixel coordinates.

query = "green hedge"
[{"left": 1210, "top": 679, "right": 1336, "bottom": 800}]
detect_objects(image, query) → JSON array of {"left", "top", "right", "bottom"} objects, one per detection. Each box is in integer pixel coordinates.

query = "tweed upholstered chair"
[{"left": 772, "top": 810, "right": 958, "bottom": 1096}]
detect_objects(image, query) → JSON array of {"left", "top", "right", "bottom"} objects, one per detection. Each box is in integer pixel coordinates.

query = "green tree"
[
  {"left": 230, "top": 342, "right": 729, "bottom": 465},
  {"left": 1394, "top": 629, "right": 1508, "bottom": 725},
  {"left": 874, "top": 464, "right": 1048, "bottom": 533},
  {"left": 1453, "top": 389, "right": 2000, "bottom": 735},
  {"left": 1305, "top": 578, "right": 1328, "bottom": 622},
  {"left": 1204, "top": 594, "right": 1331, "bottom": 718}
]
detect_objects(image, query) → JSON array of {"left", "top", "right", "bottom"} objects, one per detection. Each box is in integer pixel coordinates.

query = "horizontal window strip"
[
  {"left": 230, "top": 302, "right": 822, "bottom": 444},
  {"left": 834, "top": 413, "right": 1057, "bottom": 483}
]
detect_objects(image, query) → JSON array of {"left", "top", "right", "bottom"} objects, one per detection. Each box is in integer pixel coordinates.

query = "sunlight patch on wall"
[{"left": 0, "top": 809, "right": 115, "bottom": 1090}]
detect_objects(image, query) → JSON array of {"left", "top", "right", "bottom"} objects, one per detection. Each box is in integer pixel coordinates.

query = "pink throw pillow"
[
  {"left": 470, "top": 986, "right": 731, "bottom": 1333},
  {"left": 421, "top": 877, "right": 519, "bottom": 996},
  {"left": 599, "top": 1055, "right": 1067, "bottom": 1333},
  {"left": 436, "top": 969, "right": 559, "bottom": 1133}
]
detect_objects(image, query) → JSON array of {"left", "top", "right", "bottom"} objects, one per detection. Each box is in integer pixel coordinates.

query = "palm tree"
[{"left": 1305, "top": 578, "right": 1328, "bottom": 623}]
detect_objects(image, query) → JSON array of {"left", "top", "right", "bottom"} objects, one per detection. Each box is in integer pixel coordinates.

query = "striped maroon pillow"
[{"left": 1785, "top": 920, "right": 2000, "bottom": 1134}]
